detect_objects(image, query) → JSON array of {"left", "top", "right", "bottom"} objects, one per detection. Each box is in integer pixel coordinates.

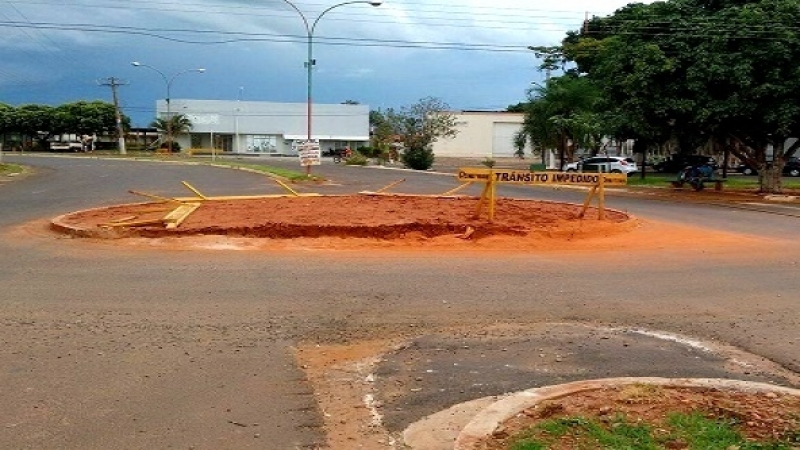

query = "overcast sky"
[{"left": 0, "top": 0, "right": 652, "bottom": 126}]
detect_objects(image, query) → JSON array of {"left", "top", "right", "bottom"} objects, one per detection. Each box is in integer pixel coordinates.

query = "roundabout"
[
  {"left": 2, "top": 155, "right": 800, "bottom": 449},
  {"left": 49, "top": 193, "right": 634, "bottom": 251}
]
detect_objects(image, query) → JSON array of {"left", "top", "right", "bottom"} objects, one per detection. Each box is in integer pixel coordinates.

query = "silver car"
[{"left": 564, "top": 156, "right": 639, "bottom": 175}]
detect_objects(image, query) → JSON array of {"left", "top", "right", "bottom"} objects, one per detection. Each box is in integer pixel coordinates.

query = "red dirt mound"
[{"left": 52, "top": 195, "right": 631, "bottom": 241}]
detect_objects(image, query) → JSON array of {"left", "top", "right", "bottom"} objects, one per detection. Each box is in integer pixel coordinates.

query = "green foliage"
[
  {"left": 150, "top": 114, "right": 193, "bottom": 136},
  {"left": 513, "top": 130, "right": 527, "bottom": 158},
  {"left": 356, "top": 146, "right": 378, "bottom": 158},
  {"left": 519, "top": 75, "right": 602, "bottom": 166},
  {"left": 13, "top": 104, "right": 54, "bottom": 137},
  {"left": 506, "top": 103, "right": 527, "bottom": 113},
  {"left": 344, "top": 151, "right": 368, "bottom": 166},
  {"left": 557, "top": 0, "right": 800, "bottom": 192},
  {"left": 667, "top": 412, "right": 742, "bottom": 448},
  {"left": 371, "top": 97, "right": 458, "bottom": 170},
  {"left": 150, "top": 114, "right": 193, "bottom": 151},
  {"left": 3, "top": 140, "right": 22, "bottom": 152},
  {"left": 509, "top": 413, "right": 798, "bottom": 450},
  {"left": 401, "top": 144, "right": 435, "bottom": 170},
  {"left": 0, "top": 163, "right": 23, "bottom": 176},
  {"left": 53, "top": 101, "right": 118, "bottom": 136},
  {"left": 0, "top": 101, "right": 126, "bottom": 141},
  {"left": 159, "top": 141, "right": 181, "bottom": 153},
  {"left": 481, "top": 158, "right": 496, "bottom": 168}
]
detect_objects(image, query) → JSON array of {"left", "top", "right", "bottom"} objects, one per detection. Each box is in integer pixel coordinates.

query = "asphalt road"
[{"left": 1, "top": 154, "right": 799, "bottom": 449}]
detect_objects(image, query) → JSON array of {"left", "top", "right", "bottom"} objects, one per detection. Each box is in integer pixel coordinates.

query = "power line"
[
  {"left": 2, "top": 19, "right": 796, "bottom": 57},
  {"left": 3, "top": 1, "right": 77, "bottom": 68},
  {"left": 7, "top": 1, "right": 591, "bottom": 33},
  {"left": 0, "top": 21, "right": 534, "bottom": 52}
]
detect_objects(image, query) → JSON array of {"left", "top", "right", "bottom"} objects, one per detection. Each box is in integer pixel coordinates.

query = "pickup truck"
[{"left": 49, "top": 141, "right": 84, "bottom": 152}]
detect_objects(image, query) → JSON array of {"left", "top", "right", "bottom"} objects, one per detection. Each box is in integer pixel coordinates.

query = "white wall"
[{"left": 432, "top": 112, "right": 530, "bottom": 158}]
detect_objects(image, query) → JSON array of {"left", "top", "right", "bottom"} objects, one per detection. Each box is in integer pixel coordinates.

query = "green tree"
[
  {"left": 518, "top": 75, "right": 602, "bottom": 169},
  {"left": 369, "top": 109, "right": 395, "bottom": 161},
  {"left": 564, "top": 0, "right": 800, "bottom": 192},
  {"left": 0, "top": 104, "right": 14, "bottom": 149},
  {"left": 382, "top": 97, "right": 458, "bottom": 170},
  {"left": 13, "top": 104, "right": 54, "bottom": 149},
  {"left": 53, "top": 101, "right": 118, "bottom": 136},
  {"left": 150, "top": 114, "right": 193, "bottom": 152}
]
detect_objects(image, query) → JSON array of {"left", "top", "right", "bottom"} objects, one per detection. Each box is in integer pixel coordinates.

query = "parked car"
[
  {"left": 49, "top": 140, "right": 83, "bottom": 152},
  {"left": 563, "top": 156, "right": 639, "bottom": 175},
  {"left": 653, "top": 154, "right": 718, "bottom": 173},
  {"left": 736, "top": 157, "right": 800, "bottom": 177}
]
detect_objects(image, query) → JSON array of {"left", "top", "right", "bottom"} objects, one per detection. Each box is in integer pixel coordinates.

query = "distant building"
[
  {"left": 156, "top": 99, "right": 370, "bottom": 155},
  {"left": 431, "top": 111, "right": 532, "bottom": 158}
]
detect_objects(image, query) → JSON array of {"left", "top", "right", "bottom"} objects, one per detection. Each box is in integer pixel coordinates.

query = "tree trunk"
[{"left": 759, "top": 159, "right": 783, "bottom": 194}]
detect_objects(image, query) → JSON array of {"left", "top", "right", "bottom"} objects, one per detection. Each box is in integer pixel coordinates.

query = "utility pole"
[{"left": 98, "top": 77, "right": 129, "bottom": 155}]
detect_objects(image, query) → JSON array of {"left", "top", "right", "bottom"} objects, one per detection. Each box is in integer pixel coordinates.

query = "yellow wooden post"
[
  {"left": 578, "top": 185, "right": 598, "bottom": 218},
  {"left": 488, "top": 176, "right": 496, "bottom": 222},
  {"left": 475, "top": 179, "right": 490, "bottom": 219},
  {"left": 598, "top": 173, "right": 606, "bottom": 220}
]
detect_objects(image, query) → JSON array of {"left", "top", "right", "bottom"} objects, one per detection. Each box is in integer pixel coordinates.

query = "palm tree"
[
  {"left": 150, "top": 114, "right": 193, "bottom": 152},
  {"left": 519, "top": 75, "right": 601, "bottom": 169}
]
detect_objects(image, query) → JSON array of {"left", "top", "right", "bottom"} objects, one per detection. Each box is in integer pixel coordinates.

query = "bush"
[
  {"left": 402, "top": 145, "right": 435, "bottom": 170},
  {"left": 159, "top": 141, "right": 181, "bottom": 153},
  {"left": 3, "top": 140, "right": 22, "bottom": 152},
  {"left": 482, "top": 158, "right": 496, "bottom": 168},
  {"left": 356, "top": 146, "right": 375, "bottom": 158},
  {"left": 344, "top": 151, "right": 368, "bottom": 166}
]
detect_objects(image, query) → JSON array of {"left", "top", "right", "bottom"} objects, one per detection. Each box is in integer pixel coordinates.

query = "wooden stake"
[
  {"left": 100, "top": 218, "right": 164, "bottom": 228},
  {"left": 274, "top": 179, "right": 301, "bottom": 197},
  {"left": 181, "top": 181, "right": 208, "bottom": 200},
  {"left": 376, "top": 179, "right": 406, "bottom": 193},
  {"left": 579, "top": 185, "right": 598, "bottom": 218},
  {"left": 488, "top": 177, "right": 496, "bottom": 223},
  {"left": 163, "top": 203, "right": 202, "bottom": 229},
  {"left": 128, "top": 190, "right": 181, "bottom": 203},
  {"left": 598, "top": 173, "right": 606, "bottom": 220},
  {"left": 442, "top": 182, "right": 473, "bottom": 196},
  {"left": 475, "top": 178, "right": 492, "bottom": 219}
]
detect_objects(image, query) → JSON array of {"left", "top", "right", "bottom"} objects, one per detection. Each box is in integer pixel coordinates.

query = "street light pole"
[
  {"left": 280, "top": 0, "right": 383, "bottom": 175},
  {"left": 131, "top": 62, "right": 205, "bottom": 154}
]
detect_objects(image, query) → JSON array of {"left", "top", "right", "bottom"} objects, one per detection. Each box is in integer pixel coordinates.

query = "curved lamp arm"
[{"left": 311, "top": 1, "right": 383, "bottom": 35}]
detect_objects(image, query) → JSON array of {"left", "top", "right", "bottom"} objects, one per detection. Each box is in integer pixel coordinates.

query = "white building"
[
  {"left": 157, "top": 99, "right": 370, "bottom": 155},
  {"left": 431, "top": 111, "right": 532, "bottom": 158}
]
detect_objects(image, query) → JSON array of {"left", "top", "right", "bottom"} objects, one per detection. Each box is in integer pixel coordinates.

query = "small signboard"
[{"left": 295, "top": 139, "right": 321, "bottom": 167}]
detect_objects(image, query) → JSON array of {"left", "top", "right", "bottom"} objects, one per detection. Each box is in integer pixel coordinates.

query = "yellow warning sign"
[
  {"left": 454, "top": 167, "right": 627, "bottom": 222},
  {"left": 457, "top": 168, "right": 628, "bottom": 186}
]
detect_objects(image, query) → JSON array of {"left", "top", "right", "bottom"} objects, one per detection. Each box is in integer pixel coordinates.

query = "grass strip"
[
  {"left": 0, "top": 163, "right": 24, "bottom": 176},
  {"left": 510, "top": 413, "right": 798, "bottom": 450}
]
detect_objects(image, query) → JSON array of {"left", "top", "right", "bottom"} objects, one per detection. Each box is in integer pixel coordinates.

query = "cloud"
[{"left": 0, "top": 0, "right": 654, "bottom": 125}]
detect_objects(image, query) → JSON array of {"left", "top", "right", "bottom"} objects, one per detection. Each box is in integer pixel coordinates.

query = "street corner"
[{"left": 295, "top": 323, "right": 800, "bottom": 449}]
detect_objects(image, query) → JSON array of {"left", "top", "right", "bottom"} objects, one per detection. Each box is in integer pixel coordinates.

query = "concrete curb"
[
  {"left": 453, "top": 377, "right": 800, "bottom": 450},
  {"left": 50, "top": 202, "right": 157, "bottom": 238},
  {"left": 763, "top": 194, "right": 800, "bottom": 203}
]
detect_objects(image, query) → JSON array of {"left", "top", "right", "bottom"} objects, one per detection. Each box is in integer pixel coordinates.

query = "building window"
[{"left": 246, "top": 135, "right": 277, "bottom": 153}]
